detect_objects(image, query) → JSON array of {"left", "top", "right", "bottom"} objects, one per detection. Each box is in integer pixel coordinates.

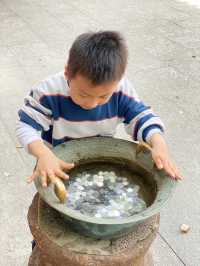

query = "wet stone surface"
[{"left": 66, "top": 171, "right": 147, "bottom": 218}]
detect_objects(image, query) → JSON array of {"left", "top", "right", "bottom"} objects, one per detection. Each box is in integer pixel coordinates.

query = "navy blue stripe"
[
  {"left": 18, "top": 110, "right": 43, "bottom": 131},
  {"left": 52, "top": 136, "right": 73, "bottom": 146},
  {"left": 40, "top": 94, "right": 119, "bottom": 121},
  {"left": 133, "top": 113, "right": 156, "bottom": 140},
  {"left": 41, "top": 126, "right": 74, "bottom": 146},
  {"left": 117, "top": 91, "right": 150, "bottom": 123},
  {"left": 39, "top": 92, "right": 150, "bottom": 122},
  {"left": 142, "top": 125, "right": 164, "bottom": 141},
  {"left": 25, "top": 102, "right": 52, "bottom": 118},
  {"left": 41, "top": 125, "right": 53, "bottom": 144}
]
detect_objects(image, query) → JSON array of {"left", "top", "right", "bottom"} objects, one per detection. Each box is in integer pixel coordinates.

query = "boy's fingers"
[
  {"left": 55, "top": 169, "right": 69, "bottom": 180},
  {"left": 40, "top": 171, "right": 48, "bottom": 187},
  {"left": 60, "top": 161, "right": 75, "bottom": 170},
  {"left": 153, "top": 154, "right": 183, "bottom": 181},
  {"left": 155, "top": 157, "right": 163, "bottom": 169},
  {"left": 27, "top": 171, "right": 38, "bottom": 183},
  {"left": 48, "top": 171, "right": 57, "bottom": 184},
  {"left": 164, "top": 161, "right": 183, "bottom": 180},
  {"left": 169, "top": 163, "right": 183, "bottom": 180},
  {"left": 156, "top": 158, "right": 176, "bottom": 179},
  {"left": 166, "top": 162, "right": 176, "bottom": 179},
  {"left": 175, "top": 170, "right": 183, "bottom": 180}
]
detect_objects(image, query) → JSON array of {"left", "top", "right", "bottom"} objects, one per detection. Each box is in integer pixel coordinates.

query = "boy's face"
[{"left": 64, "top": 65, "right": 119, "bottom": 110}]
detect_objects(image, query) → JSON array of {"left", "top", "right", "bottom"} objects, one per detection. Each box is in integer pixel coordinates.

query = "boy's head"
[{"left": 64, "top": 31, "right": 128, "bottom": 109}]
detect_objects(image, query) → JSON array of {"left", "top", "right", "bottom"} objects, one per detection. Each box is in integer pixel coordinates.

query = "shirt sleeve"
[
  {"left": 16, "top": 121, "right": 42, "bottom": 151},
  {"left": 118, "top": 77, "right": 165, "bottom": 143},
  {"left": 16, "top": 84, "right": 53, "bottom": 150}
]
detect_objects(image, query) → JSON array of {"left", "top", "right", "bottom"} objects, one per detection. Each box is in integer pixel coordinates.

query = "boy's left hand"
[{"left": 149, "top": 133, "right": 183, "bottom": 180}]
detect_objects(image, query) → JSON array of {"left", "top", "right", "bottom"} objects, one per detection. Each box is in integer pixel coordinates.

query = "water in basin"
[{"left": 66, "top": 161, "right": 154, "bottom": 218}]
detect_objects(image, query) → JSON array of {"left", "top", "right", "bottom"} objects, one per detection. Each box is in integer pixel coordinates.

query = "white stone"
[
  {"left": 109, "top": 210, "right": 120, "bottom": 217},
  {"left": 96, "top": 182, "right": 104, "bottom": 187},
  {"left": 180, "top": 224, "right": 190, "bottom": 233},
  {"left": 95, "top": 213, "right": 102, "bottom": 218},
  {"left": 98, "top": 171, "right": 103, "bottom": 175},
  {"left": 109, "top": 171, "right": 115, "bottom": 176},
  {"left": 4, "top": 172, "right": 10, "bottom": 177}
]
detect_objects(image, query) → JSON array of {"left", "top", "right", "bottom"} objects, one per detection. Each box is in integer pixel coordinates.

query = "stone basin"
[{"left": 34, "top": 137, "right": 176, "bottom": 239}]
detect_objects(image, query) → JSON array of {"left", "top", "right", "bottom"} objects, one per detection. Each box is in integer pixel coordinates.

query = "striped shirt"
[{"left": 16, "top": 71, "right": 164, "bottom": 150}]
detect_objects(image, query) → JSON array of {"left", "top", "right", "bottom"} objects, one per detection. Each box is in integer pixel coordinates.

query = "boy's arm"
[
  {"left": 16, "top": 85, "right": 74, "bottom": 186},
  {"left": 16, "top": 120, "right": 42, "bottom": 151},
  {"left": 16, "top": 84, "right": 53, "bottom": 150},
  {"left": 149, "top": 133, "right": 182, "bottom": 180},
  {"left": 119, "top": 78, "right": 164, "bottom": 144},
  {"left": 16, "top": 121, "right": 74, "bottom": 186},
  {"left": 27, "top": 139, "right": 74, "bottom": 187},
  {"left": 119, "top": 77, "right": 182, "bottom": 180}
]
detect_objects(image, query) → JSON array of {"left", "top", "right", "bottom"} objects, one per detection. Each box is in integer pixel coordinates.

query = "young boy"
[{"left": 16, "top": 31, "right": 182, "bottom": 187}]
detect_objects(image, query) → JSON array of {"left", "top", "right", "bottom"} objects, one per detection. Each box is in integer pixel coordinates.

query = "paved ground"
[{"left": 0, "top": 0, "right": 200, "bottom": 265}]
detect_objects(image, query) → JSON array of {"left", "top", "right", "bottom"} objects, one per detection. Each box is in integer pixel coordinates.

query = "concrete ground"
[{"left": 0, "top": 0, "right": 199, "bottom": 265}]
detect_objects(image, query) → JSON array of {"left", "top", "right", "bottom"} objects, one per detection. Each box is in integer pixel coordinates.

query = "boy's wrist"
[
  {"left": 148, "top": 132, "right": 166, "bottom": 148},
  {"left": 28, "top": 140, "right": 54, "bottom": 159},
  {"left": 36, "top": 147, "right": 53, "bottom": 159},
  {"left": 145, "top": 128, "right": 163, "bottom": 143}
]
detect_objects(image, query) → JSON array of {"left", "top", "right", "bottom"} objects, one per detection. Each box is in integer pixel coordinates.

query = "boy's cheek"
[
  {"left": 70, "top": 95, "right": 82, "bottom": 105},
  {"left": 70, "top": 95, "right": 90, "bottom": 109},
  {"left": 69, "top": 91, "right": 80, "bottom": 104}
]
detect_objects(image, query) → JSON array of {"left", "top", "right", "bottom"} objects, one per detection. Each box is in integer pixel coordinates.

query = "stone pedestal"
[{"left": 28, "top": 194, "right": 159, "bottom": 266}]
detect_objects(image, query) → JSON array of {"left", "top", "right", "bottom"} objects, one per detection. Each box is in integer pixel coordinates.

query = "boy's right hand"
[{"left": 27, "top": 140, "right": 74, "bottom": 187}]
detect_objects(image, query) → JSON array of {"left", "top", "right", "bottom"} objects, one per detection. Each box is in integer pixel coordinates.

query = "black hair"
[{"left": 67, "top": 31, "right": 128, "bottom": 85}]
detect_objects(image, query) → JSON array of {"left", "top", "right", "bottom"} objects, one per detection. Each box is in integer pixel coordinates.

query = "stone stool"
[{"left": 28, "top": 194, "right": 159, "bottom": 266}]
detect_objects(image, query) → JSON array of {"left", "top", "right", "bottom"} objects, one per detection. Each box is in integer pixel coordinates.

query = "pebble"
[
  {"left": 180, "top": 224, "right": 190, "bottom": 233},
  {"left": 108, "top": 210, "right": 121, "bottom": 217},
  {"left": 66, "top": 170, "right": 147, "bottom": 218},
  {"left": 4, "top": 172, "right": 10, "bottom": 177},
  {"left": 95, "top": 213, "right": 102, "bottom": 218},
  {"left": 96, "top": 182, "right": 104, "bottom": 187}
]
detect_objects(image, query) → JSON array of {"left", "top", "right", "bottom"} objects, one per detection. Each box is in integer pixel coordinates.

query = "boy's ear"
[{"left": 64, "top": 65, "right": 68, "bottom": 80}]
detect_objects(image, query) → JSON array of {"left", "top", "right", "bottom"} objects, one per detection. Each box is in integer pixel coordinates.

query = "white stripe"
[
  {"left": 31, "top": 71, "right": 69, "bottom": 101},
  {"left": 145, "top": 128, "right": 164, "bottom": 143},
  {"left": 124, "top": 109, "right": 153, "bottom": 135},
  {"left": 137, "top": 117, "right": 165, "bottom": 141},
  {"left": 21, "top": 105, "right": 52, "bottom": 131},
  {"left": 53, "top": 117, "right": 120, "bottom": 139},
  {"left": 16, "top": 120, "right": 42, "bottom": 151},
  {"left": 25, "top": 96, "right": 52, "bottom": 116},
  {"left": 118, "top": 77, "right": 140, "bottom": 101}
]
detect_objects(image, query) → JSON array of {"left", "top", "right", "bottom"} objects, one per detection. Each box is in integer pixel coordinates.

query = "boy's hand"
[
  {"left": 149, "top": 133, "right": 183, "bottom": 180},
  {"left": 27, "top": 140, "right": 74, "bottom": 187}
]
